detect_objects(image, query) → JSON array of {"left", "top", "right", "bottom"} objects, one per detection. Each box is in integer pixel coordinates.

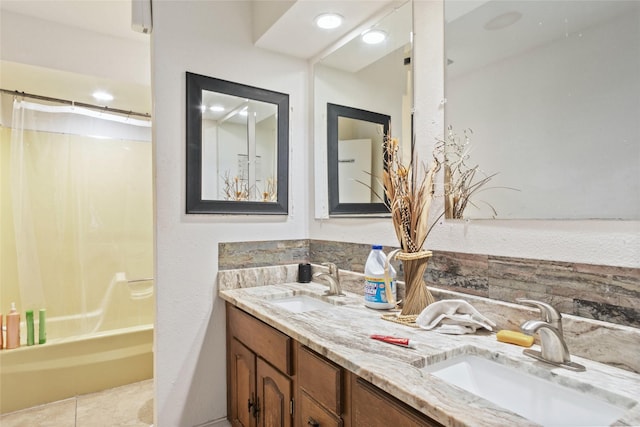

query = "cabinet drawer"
[
  {"left": 227, "top": 304, "right": 292, "bottom": 375},
  {"left": 299, "top": 391, "right": 342, "bottom": 427},
  {"left": 298, "top": 345, "right": 342, "bottom": 414},
  {"left": 352, "top": 377, "right": 443, "bottom": 427}
]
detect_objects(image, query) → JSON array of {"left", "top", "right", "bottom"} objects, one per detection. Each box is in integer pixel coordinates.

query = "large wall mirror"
[
  {"left": 327, "top": 103, "right": 390, "bottom": 214},
  {"left": 314, "top": 0, "right": 413, "bottom": 217},
  {"left": 186, "top": 72, "right": 289, "bottom": 214},
  {"left": 444, "top": 0, "right": 640, "bottom": 220}
]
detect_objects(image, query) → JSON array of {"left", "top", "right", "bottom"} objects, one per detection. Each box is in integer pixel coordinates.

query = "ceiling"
[
  {"left": 0, "top": 0, "right": 151, "bottom": 114},
  {"left": 254, "top": 0, "right": 402, "bottom": 60},
  {"left": 446, "top": 0, "right": 639, "bottom": 78},
  {"left": 0, "top": 0, "right": 400, "bottom": 115},
  {"left": 0, "top": 0, "right": 148, "bottom": 43}
]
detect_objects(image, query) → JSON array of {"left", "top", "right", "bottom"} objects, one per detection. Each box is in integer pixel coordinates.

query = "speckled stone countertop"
[{"left": 219, "top": 274, "right": 640, "bottom": 426}]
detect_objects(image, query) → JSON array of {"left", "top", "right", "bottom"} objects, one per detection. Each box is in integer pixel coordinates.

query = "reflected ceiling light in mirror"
[
  {"left": 315, "top": 13, "right": 343, "bottom": 30},
  {"left": 210, "top": 105, "right": 225, "bottom": 112},
  {"left": 92, "top": 90, "right": 114, "bottom": 102},
  {"left": 484, "top": 11, "right": 522, "bottom": 31},
  {"left": 199, "top": 104, "right": 206, "bottom": 113},
  {"left": 361, "top": 29, "right": 387, "bottom": 44}
]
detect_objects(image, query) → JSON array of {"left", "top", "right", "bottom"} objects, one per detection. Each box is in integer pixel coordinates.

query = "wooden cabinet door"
[
  {"left": 229, "top": 338, "right": 257, "bottom": 427},
  {"left": 257, "top": 357, "right": 292, "bottom": 427}
]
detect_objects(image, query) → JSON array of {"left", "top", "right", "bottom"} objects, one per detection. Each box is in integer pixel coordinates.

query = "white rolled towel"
[{"left": 415, "top": 299, "right": 497, "bottom": 335}]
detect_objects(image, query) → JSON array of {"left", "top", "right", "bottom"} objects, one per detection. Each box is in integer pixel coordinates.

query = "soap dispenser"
[{"left": 5, "top": 302, "right": 20, "bottom": 349}]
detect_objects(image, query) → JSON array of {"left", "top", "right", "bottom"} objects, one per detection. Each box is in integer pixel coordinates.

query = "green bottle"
[
  {"left": 39, "top": 309, "right": 47, "bottom": 344},
  {"left": 26, "top": 310, "right": 34, "bottom": 346}
]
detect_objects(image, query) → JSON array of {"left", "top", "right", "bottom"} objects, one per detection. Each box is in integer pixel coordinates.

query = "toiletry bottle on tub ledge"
[
  {"left": 364, "top": 245, "right": 397, "bottom": 310},
  {"left": 6, "top": 302, "right": 20, "bottom": 349}
]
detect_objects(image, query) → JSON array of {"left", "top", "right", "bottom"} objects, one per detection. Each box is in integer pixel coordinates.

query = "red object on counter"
[{"left": 370, "top": 334, "right": 414, "bottom": 348}]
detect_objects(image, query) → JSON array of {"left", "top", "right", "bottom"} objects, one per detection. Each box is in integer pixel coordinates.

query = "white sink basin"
[
  {"left": 268, "top": 294, "right": 336, "bottom": 313},
  {"left": 424, "top": 351, "right": 628, "bottom": 426}
]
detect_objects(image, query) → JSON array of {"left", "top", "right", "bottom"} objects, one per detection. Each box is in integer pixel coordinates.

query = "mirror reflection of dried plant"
[
  {"left": 222, "top": 171, "right": 278, "bottom": 202},
  {"left": 261, "top": 177, "right": 277, "bottom": 202},
  {"left": 438, "top": 125, "right": 500, "bottom": 219},
  {"left": 222, "top": 171, "right": 249, "bottom": 201}
]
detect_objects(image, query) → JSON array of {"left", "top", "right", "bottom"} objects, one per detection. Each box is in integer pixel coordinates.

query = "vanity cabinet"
[
  {"left": 296, "top": 344, "right": 345, "bottom": 427},
  {"left": 227, "top": 305, "right": 294, "bottom": 427},
  {"left": 226, "top": 303, "right": 442, "bottom": 427},
  {"left": 351, "top": 376, "right": 442, "bottom": 427}
]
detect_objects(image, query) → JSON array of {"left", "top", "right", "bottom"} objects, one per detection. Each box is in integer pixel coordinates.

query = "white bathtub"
[{"left": 0, "top": 324, "right": 153, "bottom": 414}]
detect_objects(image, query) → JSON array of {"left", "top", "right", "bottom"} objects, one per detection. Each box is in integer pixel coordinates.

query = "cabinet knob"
[{"left": 307, "top": 417, "right": 320, "bottom": 427}]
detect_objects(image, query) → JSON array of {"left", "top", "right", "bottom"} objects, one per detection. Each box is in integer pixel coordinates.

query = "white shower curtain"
[{"left": 3, "top": 97, "right": 153, "bottom": 336}]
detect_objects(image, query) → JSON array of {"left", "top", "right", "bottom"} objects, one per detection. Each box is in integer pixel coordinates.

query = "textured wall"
[{"left": 219, "top": 239, "right": 640, "bottom": 329}]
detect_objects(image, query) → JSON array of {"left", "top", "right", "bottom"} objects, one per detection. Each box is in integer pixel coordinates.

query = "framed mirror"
[
  {"left": 314, "top": 0, "right": 413, "bottom": 217},
  {"left": 327, "top": 104, "right": 390, "bottom": 215},
  {"left": 444, "top": 0, "right": 640, "bottom": 219},
  {"left": 186, "top": 72, "right": 289, "bottom": 214}
]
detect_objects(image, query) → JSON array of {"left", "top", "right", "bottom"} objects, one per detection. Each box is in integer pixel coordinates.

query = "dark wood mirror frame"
[
  {"left": 327, "top": 103, "right": 391, "bottom": 216},
  {"left": 186, "top": 72, "right": 289, "bottom": 214}
]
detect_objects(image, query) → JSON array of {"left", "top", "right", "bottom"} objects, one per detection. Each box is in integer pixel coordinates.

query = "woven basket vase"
[{"left": 396, "top": 250, "right": 434, "bottom": 316}]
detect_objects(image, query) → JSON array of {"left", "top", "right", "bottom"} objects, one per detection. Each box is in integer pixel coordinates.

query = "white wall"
[
  {"left": 308, "top": 1, "right": 639, "bottom": 269},
  {"left": 151, "top": 1, "right": 308, "bottom": 425},
  {"left": 0, "top": 10, "right": 150, "bottom": 86}
]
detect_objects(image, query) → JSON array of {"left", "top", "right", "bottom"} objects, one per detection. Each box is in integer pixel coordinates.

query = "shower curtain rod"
[{"left": 0, "top": 88, "right": 151, "bottom": 119}]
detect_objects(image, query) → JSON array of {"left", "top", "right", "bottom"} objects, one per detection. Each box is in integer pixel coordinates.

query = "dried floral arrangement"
[
  {"left": 382, "top": 136, "right": 442, "bottom": 254},
  {"left": 381, "top": 127, "right": 507, "bottom": 316},
  {"left": 382, "top": 135, "right": 442, "bottom": 315}
]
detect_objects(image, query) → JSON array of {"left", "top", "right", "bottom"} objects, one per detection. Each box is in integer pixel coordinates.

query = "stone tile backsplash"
[
  {"left": 219, "top": 239, "right": 309, "bottom": 270},
  {"left": 218, "top": 239, "right": 640, "bottom": 329}
]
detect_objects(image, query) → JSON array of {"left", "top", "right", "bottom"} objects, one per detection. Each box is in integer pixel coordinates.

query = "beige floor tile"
[
  {"left": 75, "top": 380, "right": 153, "bottom": 427},
  {"left": 0, "top": 398, "right": 77, "bottom": 427}
]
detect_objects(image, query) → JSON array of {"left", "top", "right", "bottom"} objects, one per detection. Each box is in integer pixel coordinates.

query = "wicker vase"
[{"left": 396, "top": 250, "right": 435, "bottom": 316}]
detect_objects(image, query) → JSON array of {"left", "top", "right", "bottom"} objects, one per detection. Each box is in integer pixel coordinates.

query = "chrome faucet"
[
  {"left": 313, "top": 262, "right": 344, "bottom": 296},
  {"left": 517, "top": 298, "right": 564, "bottom": 336},
  {"left": 518, "top": 299, "right": 585, "bottom": 372}
]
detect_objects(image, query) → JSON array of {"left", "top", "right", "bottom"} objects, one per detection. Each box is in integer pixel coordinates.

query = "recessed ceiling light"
[
  {"left": 484, "top": 11, "right": 522, "bottom": 31},
  {"left": 199, "top": 105, "right": 206, "bottom": 113},
  {"left": 315, "top": 13, "right": 343, "bottom": 30},
  {"left": 92, "top": 91, "right": 114, "bottom": 102},
  {"left": 210, "top": 105, "right": 225, "bottom": 112},
  {"left": 362, "top": 29, "right": 387, "bottom": 45}
]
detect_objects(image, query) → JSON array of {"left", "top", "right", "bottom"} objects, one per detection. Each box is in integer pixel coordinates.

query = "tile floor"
[{"left": 0, "top": 379, "right": 153, "bottom": 427}]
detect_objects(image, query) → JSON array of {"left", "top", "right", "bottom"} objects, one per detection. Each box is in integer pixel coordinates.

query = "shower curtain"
[{"left": 1, "top": 97, "right": 153, "bottom": 337}]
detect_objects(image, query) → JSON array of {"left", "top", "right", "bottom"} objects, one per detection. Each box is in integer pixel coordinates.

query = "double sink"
[{"left": 263, "top": 291, "right": 634, "bottom": 426}]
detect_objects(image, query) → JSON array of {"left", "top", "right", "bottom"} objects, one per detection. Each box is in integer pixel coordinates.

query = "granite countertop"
[{"left": 219, "top": 281, "right": 640, "bottom": 427}]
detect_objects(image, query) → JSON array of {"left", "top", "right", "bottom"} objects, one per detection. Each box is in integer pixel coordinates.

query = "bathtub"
[{"left": 0, "top": 324, "right": 153, "bottom": 414}]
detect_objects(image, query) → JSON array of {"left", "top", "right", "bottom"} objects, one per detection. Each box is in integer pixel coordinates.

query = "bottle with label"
[
  {"left": 6, "top": 302, "right": 20, "bottom": 349},
  {"left": 364, "top": 245, "right": 397, "bottom": 309}
]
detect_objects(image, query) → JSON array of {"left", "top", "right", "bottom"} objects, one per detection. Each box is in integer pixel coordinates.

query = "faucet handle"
[
  {"left": 517, "top": 299, "right": 563, "bottom": 335},
  {"left": 322, "top": 262, "right": 339, "bottom": 279}
]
